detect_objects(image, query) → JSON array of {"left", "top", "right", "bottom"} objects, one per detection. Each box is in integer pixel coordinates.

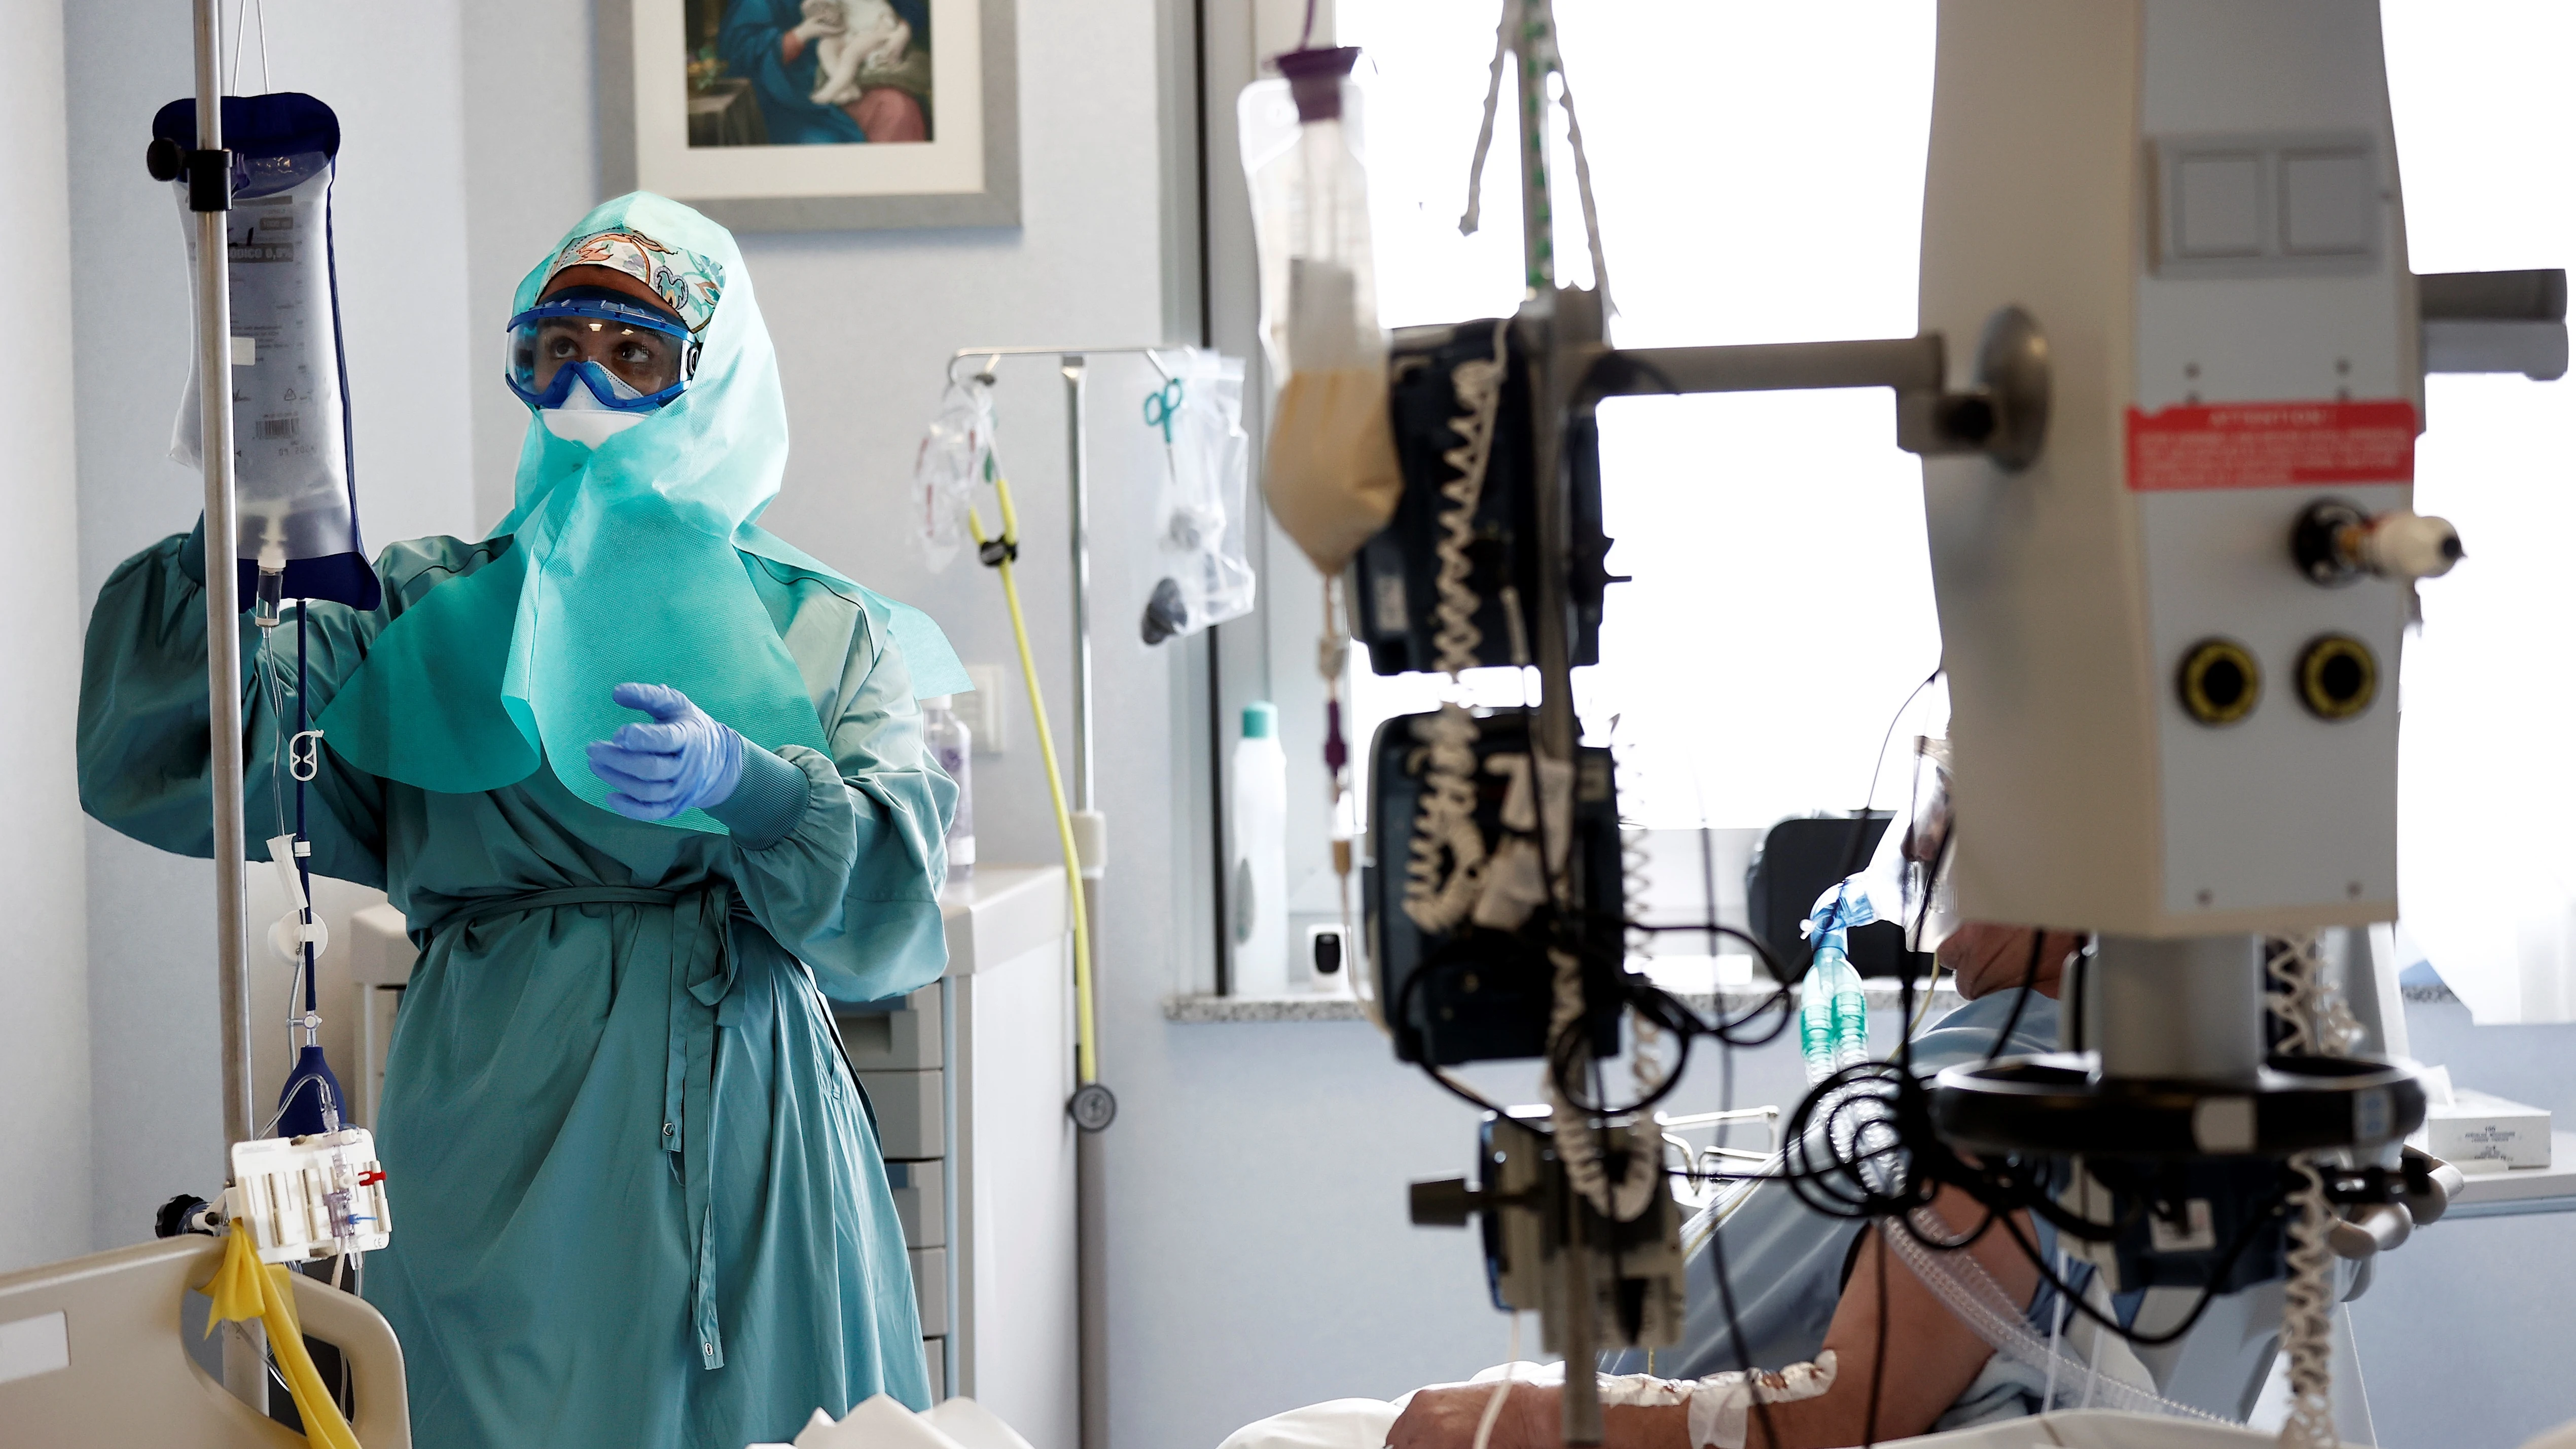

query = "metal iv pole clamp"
[
  {"left": 1931, "top": 935, "right": 2426, "bottom": 1160},
  {"left": 1575, "top": 304, "right": 2054, "bottom": 473},
  {"left": 1928, "top": 1052, "right": 2428, "bottom": 1158}
]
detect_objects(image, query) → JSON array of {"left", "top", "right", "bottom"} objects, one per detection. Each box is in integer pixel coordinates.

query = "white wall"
[
  {"left": 63, "top": 1, "right": 476, "bottom": 1243},
  {"left": 0, "top": 0, "right": 93, "bottom": 1276}
]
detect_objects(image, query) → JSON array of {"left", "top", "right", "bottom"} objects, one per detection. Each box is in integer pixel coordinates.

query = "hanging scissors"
[{"left": 1142, "top": 377, "right": 1185, "bottom": 444}]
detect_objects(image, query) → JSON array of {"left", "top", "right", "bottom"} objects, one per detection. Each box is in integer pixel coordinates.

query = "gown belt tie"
[{"left": 430, "top": 883, "right": 743, "bottom": 1370}]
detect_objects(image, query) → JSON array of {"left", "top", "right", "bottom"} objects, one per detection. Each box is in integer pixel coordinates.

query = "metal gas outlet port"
[
  {"left": 2292, "top": 497, "right": 2465, "bottom": 586},
  {"left": 2296, "top": 634, "right": 2378, "bottom": 720},
  {"left": 2176, "top": 638, "right": 2261, "bottom": 727},
  {"left": 2291, "top": 499, "right": 2372, "bottom": 586}
]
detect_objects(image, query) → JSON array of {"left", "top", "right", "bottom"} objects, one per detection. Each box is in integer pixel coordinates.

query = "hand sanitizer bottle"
[
  {"left": 924, "top": 695, "right": 974, "bottom": 887},
  {"left": 1230, "top": 702, "right": 1289, "bottom": 994}
]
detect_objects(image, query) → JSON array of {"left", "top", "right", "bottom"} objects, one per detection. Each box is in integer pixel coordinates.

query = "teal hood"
[{"left": 318, "top": 192, "right": 963, "bottom": 830}]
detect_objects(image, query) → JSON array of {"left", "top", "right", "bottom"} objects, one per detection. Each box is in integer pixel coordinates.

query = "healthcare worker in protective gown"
[{"left": 80, "top": 192, "right": 962, "bottom": 1448}]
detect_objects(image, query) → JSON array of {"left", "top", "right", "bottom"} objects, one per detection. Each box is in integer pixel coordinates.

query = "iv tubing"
[{"left": 969, "top": 477, "right": 1100, "bottom": 1084}]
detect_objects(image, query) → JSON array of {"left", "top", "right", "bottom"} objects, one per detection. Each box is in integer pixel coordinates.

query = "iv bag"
[
  {"left": 1140, "top": 349, "right": 1257, "bottom": 644},
  {"left": 914, "top": 376, "right": 1000, "bottom": 572},
  {"left": 156, "top": 93, "right": 378, "bottom": 611},
  {"left": 1239, "top": 49, "right": 1404, "bottom": 576}
]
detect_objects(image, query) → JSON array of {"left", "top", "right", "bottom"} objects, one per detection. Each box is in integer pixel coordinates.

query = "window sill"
[
  {"left": 1164, "top": 993, "right": 1368, "bottom": 1023},
  {"left": 1164, "top": 978, "right": 1966, "bottom": 1024}
]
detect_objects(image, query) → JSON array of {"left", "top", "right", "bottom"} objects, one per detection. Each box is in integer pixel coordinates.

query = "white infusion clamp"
[{"left": 225, "top": 1129, "right": 392, "bottom": 1265}]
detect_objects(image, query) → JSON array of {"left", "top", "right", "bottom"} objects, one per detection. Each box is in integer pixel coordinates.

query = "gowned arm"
[
  {"left": 80, "top": 529, "right": 389, "bottom": 888},
  {"left": 710, "top": 630, "right": 956, "bottom": 1002}
]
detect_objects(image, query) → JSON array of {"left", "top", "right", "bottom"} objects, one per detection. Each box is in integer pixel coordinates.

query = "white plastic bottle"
[
  {"left": 1230, "top": 701, "right": 1289, "bottom": 995},
  {"left": 923, "top": 695, "right": 974, "bottom": 887}
]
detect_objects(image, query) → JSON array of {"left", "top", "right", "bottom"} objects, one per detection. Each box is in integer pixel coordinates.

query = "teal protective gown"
[
  {"left": 80, "top": 194, "right": 958, "bottom": 1448},
  {"left": 83, "top": 530, "right": 948, "bottom": 1445}
]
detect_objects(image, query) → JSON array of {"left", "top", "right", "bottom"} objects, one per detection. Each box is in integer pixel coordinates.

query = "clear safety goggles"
[{"left": 504, "top": 294, "right": 699, "bottom": 413}]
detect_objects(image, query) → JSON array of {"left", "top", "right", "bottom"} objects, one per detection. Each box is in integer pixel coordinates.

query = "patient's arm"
[{"left": 1386, "top": 1186, "right": 2036, "bottom": 1448}]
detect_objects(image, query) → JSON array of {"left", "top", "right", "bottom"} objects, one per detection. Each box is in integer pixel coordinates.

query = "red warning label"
[{"left": 2125, "top": 400, "right": 2417, "bottom": 492}]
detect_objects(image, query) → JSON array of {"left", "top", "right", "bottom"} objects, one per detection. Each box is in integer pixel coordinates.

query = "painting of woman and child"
[{"left": 683, "top": 0, "right": 935, "bottom": 149}]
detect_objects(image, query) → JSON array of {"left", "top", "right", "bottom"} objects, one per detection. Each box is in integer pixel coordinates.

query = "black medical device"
[
  {"left": 1366, "top": 707, "right": 1626, "bottom": 1067},
  {"left": 1349, "top": 319, "right": 1613, "bottom": 676}
]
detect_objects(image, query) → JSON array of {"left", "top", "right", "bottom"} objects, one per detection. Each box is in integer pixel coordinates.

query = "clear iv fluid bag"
[
  {"left": 156, "top": 93, "right": 379, "bottom": 611},
  {"left": 1142, "top": 348, "right": 1257, "bottom": 644},
  {"left": 913, "top": 378, "right": 997, "bottom": 574},
  {"left": 1239, "top": 49, "right": 1404, "bottom": 576},
  {"left": 1240, "top": 57, "right": 1379, "bottom": 380}
]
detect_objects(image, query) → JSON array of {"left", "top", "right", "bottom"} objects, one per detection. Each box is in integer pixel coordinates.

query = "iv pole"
[
  {"left": 948, "top": 343, "right": 1174, "bottom": 1449},
  {"left": 191, "top": 0, "right": 255, "bottom": 1224},
  {"left": 186, "top": 0, "right": 261, "bottom": 1412}
]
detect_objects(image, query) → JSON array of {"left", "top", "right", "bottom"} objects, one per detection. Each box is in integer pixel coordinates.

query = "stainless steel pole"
[
  {"left": 1513, "top": 1, "right": 1580, "bottom": 771},
  {"left": 1061, "top": 352, "right": 1112, "bottom": 1449},
  {"left": 1513, "top": 5, "right": 1602, "bottom": 1441},
  {"left": 192, "top": 0, "right": 262, "bottom": 1415},
  {"left": 193, "top": 0, "right": 252, "bottom": 1165},
  {"left": 1063, "top": 355, "right": 1095, "bottom": 810}
]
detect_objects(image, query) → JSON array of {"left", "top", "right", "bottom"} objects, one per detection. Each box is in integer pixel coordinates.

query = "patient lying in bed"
[{"left": 1223, "top": 927, "right": 2136, "bottom": 1449}]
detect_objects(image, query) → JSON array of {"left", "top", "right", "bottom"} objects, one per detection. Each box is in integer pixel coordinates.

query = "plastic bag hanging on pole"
[
  {"left": 1239, "top": 48, "right": 1404, "bottom": 576},
  {"left": 155, "top": 93, "right": 379, "bottom": 611},
  {"left": 913, "top": 375, "right": 1000, "bottom": 572},
  {"left": 1140, "top": 348, "right": 1257, "bottom": 643}
]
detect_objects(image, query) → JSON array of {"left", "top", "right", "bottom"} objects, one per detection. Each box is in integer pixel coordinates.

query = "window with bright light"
[
  {"left": 1334, "top": 0, "right": 1943, "bottom": 835},
  {"left": 1232, "top": 2, "right": 2576, "bottom": 1010},
  {"left": 2380, "top": 2, "right": 2576, "bottom": 1025}
]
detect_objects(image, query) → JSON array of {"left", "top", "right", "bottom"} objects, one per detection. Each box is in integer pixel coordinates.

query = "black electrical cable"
[
  {"left": 1872, "top": 1140, "right": 2277, "bottom": 1349},
  {"left": 1621, "top": 921, "right": 1798, "bottom": 1048},
  {"left": 1866, "top": 1223, "right": 1890, "bottom": 1448},
  {"left": 1808, "top": 666, "right": 1945, "bottom": 981},
  {"left": 1986, "top": 1190, "right": 2285, "bottom": 1348},
  {"left": 1389, "top": 962, "right": 1514, "bottom": 1116},
  {"left": 1554, "top": 981, "right": 1693, "bottom": 1117}
]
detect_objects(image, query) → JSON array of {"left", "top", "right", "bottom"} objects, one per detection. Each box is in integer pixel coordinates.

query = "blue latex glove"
[{"left": 585, "top": 682, "right": 748, "bottom": 821}]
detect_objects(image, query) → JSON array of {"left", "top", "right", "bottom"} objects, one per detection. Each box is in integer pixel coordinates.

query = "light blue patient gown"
[{"left": 80, "top": 526, "right": 952, "bottom": 1447}]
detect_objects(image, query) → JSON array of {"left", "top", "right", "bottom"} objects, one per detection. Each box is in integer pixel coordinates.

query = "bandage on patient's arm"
[{"left": 1677, "top": 1354, "right": 1838, "bottom": 1449}]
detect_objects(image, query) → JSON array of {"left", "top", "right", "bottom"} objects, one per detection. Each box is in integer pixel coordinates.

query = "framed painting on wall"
[{"left": 600, "top": 0, "right": 1019, "bottom": 232}]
